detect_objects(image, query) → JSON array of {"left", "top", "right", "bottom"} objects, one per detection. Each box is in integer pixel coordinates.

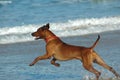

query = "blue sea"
[
  {"left": 0, "top": 0, "right": 120, "bottom": 80},
  {"left": 0, "top": 0, "right": 120, "bottom": 44}
]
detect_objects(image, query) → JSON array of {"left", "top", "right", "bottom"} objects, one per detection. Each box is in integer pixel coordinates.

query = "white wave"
[
  {"left": 58, "top": 0, "right": 85, "bottom": 4},
  {"left": 0, "top": 24, "right": 38, "bottom": 36},
  {"left": 0, "top": 1, "right": 12, "bottom": 5},
  {"left": 0, "top": 16, "right": 120, "bottom": 44},
  {"left": 51, "top": 16, "right": 120, "bottom": 37}
]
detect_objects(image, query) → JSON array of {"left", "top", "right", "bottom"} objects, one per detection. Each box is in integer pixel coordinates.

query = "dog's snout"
[{"left": 31, "top": 33, "right": 34, "bottom": 36}]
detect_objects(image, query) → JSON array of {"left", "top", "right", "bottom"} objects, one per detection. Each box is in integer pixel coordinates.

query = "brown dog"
[{"left": 29, "top": 23, "right": 120, "bottom": 80}]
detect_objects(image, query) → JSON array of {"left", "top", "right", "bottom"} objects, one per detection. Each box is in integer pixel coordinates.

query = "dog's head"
[{"left": 31, "top": 23, "right": 50, "bottom": 40}]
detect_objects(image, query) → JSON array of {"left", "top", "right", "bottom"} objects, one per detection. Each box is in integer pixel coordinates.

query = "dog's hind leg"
[
  {"left": 83, "top": 62, "right": 101, "bottom": 80},
  {"left": 82, "top": 53, "right": 101, "bottom": 80},
  {"left": 51, "top": 57, "right": 60, "bottom": 67},
  {"left": 94, "top": 54, "right": 120, "bottom": 78},
  {"left": 82, "top": 52, "right": 101, "bottom": 80}
]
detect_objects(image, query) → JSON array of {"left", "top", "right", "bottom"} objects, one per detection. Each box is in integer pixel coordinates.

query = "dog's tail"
[{"left": 90, "top": 35, "right": 100, "bottom": 49}]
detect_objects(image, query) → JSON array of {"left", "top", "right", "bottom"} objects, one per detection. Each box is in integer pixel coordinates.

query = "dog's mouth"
[
  {"left": 31, "top": 33, "right": 42, "bottom": 40},
  {"left": 34, "top": 37, "right": 41, "bottom": 40},
  {"left": 32, "top": 36, "right": 41, "bottom": 40}
]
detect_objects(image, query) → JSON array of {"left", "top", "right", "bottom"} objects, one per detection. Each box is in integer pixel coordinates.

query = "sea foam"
[{"left": 0, "top": 16, "right": 120, "bottom": 44}]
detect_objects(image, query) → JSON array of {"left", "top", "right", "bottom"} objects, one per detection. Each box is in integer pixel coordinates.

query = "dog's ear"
[
  {"left": 42, "top": 23, "right": 50, "bottom": 30},
  {"left": 44, "top": 23, "right": 49, "bottom": 29}
]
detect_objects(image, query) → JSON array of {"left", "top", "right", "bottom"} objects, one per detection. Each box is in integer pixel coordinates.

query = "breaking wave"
[{"left": 0, "top": 16, "right": 120, "bottom": 44}]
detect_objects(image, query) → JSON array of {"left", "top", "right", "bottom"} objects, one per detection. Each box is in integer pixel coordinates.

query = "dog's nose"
[{"left": 31, "top": 33, "right": 34, "bottom": 36}]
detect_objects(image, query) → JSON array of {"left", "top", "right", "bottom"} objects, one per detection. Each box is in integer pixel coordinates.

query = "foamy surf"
[
  {"left": 0, "top": 1, "right": 12, "bottom": 5},
  {"left": 0, "top": 16, "right": 120, "bottom": 44}
]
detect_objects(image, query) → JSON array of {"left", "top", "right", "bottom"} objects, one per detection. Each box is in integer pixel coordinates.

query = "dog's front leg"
[
  {"left": 51, "top": 57, "right": 60, "bottom": 67},
  {"left": 29, "top": 53, "right": 51, "bottom": 66}
]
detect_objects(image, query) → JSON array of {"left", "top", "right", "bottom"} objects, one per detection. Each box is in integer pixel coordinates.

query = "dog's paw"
[
  {"left": 55, "top": 63, "right": 60, "bottom": 67},
  {"left": 29, "top": 63, "right": 34, "bottom": 66}
]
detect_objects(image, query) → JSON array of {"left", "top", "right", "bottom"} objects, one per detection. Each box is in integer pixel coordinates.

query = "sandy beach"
[{"left": 0, "top": 30, "right": 120, "bottom": 80}]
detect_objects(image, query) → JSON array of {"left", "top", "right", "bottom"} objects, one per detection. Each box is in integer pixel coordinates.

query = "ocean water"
[
  {"left": 0, "top": 0, "right": 120, "bottom": 44},
  {"left": 0, "top": 31, "right": 120, "bottom": 80},
  {"left": 0, "top": 0, "right": 120, "bottom": 80}
]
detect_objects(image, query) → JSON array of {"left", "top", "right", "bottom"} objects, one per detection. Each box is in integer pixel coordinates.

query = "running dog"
[{"left": 29, "top": 23, "right": 120, "bottom": 80}]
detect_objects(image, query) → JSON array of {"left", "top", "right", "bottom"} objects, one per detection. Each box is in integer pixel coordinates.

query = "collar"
[{"left": 45, "top": 36, "right": 59, "bottom": 43}]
